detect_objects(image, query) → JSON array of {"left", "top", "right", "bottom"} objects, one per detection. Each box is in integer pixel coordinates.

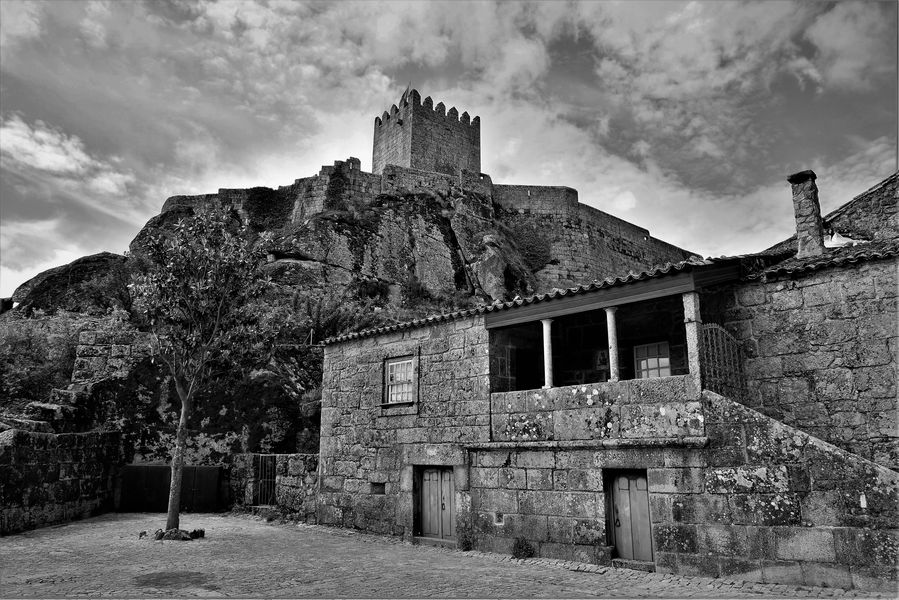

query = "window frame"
[
  {"left": 382, "top": 354, "right": 418, "bottom": 406},
  {"left": 633, "top": 341, "right": 671, "bottom": 379}
]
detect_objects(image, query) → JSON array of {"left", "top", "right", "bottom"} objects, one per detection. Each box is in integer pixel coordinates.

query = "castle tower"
[{"left": 372, "top": 89, "right": 480, "bottom": 176}]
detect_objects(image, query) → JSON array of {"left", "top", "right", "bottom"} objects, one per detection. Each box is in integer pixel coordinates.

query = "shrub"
[
  {"left": 511, "top": 537, "right": 536, "bottom": 559},
  {"left": 0, "top": 310, "right": 117, "bottom": 411},
  {"left": 457, "top": 529, "right": 475, "bottom": 552}
]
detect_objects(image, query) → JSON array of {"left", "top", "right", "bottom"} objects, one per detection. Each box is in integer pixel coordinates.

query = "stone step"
[
  {"left": 414, "top": 536, "right": 457, "bottom": 548},
  {"left": 0, "top": 416, "right": 53, "bottom": 433},
  {"left": 612, "top": 558, "right": 656, "bottom": 572}
]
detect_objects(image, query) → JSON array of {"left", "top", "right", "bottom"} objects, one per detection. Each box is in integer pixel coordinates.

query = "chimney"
[{"left": 787, "top": 169, "right": 825, "bottom": 258}]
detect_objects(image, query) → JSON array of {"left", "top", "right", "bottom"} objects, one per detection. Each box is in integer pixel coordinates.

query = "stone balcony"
[{"left": 488, "top": 376, "right": 704, "bottom": 445}]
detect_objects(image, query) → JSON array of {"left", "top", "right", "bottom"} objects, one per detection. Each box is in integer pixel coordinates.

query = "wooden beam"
[{"left": 485, "top": 272, "right": 697, "bottom": 329}]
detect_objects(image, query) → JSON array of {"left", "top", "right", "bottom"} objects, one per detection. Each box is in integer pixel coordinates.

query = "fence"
[
  {"left": 699, "top": 323, "right": 747, "bottom": 402},
  {"left": 119, "top": 465, "right": 224, "bottom": 512}
]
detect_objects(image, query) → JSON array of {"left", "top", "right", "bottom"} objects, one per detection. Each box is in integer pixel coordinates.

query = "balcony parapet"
[{"left": 490, "top": 375, "right": 704, "bottom": 443}]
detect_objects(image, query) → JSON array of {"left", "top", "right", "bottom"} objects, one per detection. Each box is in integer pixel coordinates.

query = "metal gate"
[
  {"left": 253, "top": 454, "right": 277, "bottom": 506},
  {"left": 119, "top": 465, "right": 223, "bottom": 512},
  {"left": 700, "top": 323, "right": 747, "bottom": 401}
]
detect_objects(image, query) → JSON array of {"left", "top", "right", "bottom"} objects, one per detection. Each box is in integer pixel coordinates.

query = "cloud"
[
  {"left": 0, "top": 218, "right": 84, "bottom": 297},
  {"left": 0, "top": 0, "right": 44, "bottom": 48},
  {"left": 0, "top": 114, "right": 138, "bottom": 218},
  {"left": 0, "top": 0, "right": 895, "bottom": 299},
  {"left": 804, "top": 2, "right": 896, "bottom": 91}
]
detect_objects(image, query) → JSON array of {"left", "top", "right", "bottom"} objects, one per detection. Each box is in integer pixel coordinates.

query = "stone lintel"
[{"left": 466, "top": 437, "right": 709, "bottom": 451}]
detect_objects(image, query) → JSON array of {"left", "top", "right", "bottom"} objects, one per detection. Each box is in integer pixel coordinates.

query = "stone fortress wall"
[
  {"left": 159, "top": 164, "right": 692, "bottom": 294},
  {"left": 157, "top": 88, "right": 692, "bottom": 296}
]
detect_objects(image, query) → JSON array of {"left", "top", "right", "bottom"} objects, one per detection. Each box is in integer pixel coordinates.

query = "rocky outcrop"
[{"left": 11, "top": 252, "right": 129, "bottom": 314}]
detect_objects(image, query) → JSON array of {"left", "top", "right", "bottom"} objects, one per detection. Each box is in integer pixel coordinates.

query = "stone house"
[{"left": 317, "top": 170, "right": 898, "bottom": 592}]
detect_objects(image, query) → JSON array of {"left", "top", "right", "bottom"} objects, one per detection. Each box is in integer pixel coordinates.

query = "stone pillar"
[
  {"left": 541, "top": 318, "right": 553, "bottom": 389},
  {"left": 787, "top": 169, "right": 825, "bottom": 259},
  {"left": 604, "top": 307, "right": 620, "bottom": 382},
  {"left": 682, "top": 292, "right": 702, "bottom": 392}
]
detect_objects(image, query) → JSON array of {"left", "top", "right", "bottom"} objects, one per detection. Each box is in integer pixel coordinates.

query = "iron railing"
[{"left": 699, "top": 323, "right": 747, "bottom": 401}]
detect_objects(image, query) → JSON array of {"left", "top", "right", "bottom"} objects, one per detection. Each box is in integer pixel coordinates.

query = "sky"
[{"left": 0, "top": 0, "right": 897, "bottom": 298}]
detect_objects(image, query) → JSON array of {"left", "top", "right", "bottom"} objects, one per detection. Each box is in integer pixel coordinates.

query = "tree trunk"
[{"left": 165, "top": 394, "right": 191, "bottom": 530}]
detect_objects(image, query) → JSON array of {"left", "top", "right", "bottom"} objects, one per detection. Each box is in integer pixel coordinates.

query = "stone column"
[
  {"left": 604, "top": 307, "right": 620, "bottom": 382},
  {"left": 682, "top": 292, "right": 702, "bottom": 392},
  {"left": 787, "top": 170, "right": 825, "bottom": 259},
  {"left": 541, "top": 318, "right": 553, "bottom": 389}
]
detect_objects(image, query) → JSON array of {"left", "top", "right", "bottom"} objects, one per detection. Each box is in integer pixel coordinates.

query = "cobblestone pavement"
[{"left": 0, "top": 513, "right": 893, "bottom": 598}]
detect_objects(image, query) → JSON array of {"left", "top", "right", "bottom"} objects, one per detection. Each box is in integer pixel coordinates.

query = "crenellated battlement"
[
  {"left": 374, "top": 89, "right": 480, "bottom": 131},
  {"left": 372, "top": 88, "right": 480, "bottom": 175}
]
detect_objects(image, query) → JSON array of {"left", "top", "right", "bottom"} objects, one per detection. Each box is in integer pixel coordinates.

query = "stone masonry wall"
[
  {"left": 825, "top": 172, "right": 898, "bottom": 241},
  {"left": 490, "top": 377, "right": 702, "bottom": 443},
  {"left": 72, "top": 330, "right": 152, "bottom": 383},
  {"left": 467, "top": 391, "right": 898, "bottom": 592},
  {"left": 318, "top": 316, "right": 490, "bottom": 537},
  {"left": 230, "top": 453, "right": 319, "bottom": 522},
  {"left": 721, "top": 258, "right": 898, "bottom": 470},
  {"left": 0, "top": 428, "right": 124, "bottom": 535}
]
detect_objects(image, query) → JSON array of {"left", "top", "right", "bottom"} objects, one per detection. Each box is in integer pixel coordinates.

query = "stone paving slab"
[{"left": 0, "top": 513, "right": 894, "bottom": 598}]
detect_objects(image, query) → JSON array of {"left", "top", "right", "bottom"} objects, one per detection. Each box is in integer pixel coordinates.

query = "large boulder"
[{"left": 11, "top": 252, "right": 129, "bottom": 314}]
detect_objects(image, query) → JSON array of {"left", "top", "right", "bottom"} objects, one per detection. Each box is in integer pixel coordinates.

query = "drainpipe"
[
  {"left": 604, "top": 307, "right": 620, "bottom": 382},
  {"left": 682, "top": 291, "right": 702, "bottom": 395},
  {"left": 541, "top": 319, "right": 553, "bottom": 389}
]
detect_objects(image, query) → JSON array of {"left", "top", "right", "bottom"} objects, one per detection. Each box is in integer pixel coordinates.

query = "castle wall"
[
  {"left": 409, "top": 92, "right": 480, "bottom": 176},
  {"left": 495, "top": 193, "right": 694, "bottom": 290},
  {"left": 720, "top": 257, "right": 898, "bottom": 470},
  {"left": 372, "top": 102, "right": 413, "bottom": 176}
]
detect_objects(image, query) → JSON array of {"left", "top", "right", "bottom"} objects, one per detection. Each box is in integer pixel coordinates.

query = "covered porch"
[{"left": 486, "top": 264, "right": 747, "bottom": 427}]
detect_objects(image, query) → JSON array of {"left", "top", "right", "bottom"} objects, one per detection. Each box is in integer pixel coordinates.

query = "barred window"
[
  {"left": 385, "top": 357, "right": 415, "bottom": 404},
  {"left": 634, "top": 342, "right": 671, "bottom": 379}
]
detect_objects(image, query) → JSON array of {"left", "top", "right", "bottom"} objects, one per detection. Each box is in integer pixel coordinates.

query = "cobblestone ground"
[{"left": 0, "top": 513, "right": 893, "bottom": 598}]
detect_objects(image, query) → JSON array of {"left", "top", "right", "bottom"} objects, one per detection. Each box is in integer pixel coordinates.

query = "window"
[
  {"left": 385, "top": 356, "right": 415, "bottom": 404},
  {"left": 634, "top": 342, "right": 671, "bottom": 379}
]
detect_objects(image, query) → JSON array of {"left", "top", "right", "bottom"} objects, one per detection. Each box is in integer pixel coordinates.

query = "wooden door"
[
  {"left": 420, "top": 468, "right": 455, "bottom": 540},
  {"left": 610, "top": 473, "right": 653, "bottom": 561}
]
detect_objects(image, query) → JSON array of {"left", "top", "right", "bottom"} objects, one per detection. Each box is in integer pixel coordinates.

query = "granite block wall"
[
  {"left": 490, "top": 377, "right": 701, "bottom": 443},
  {"left": 721, "top": 258, "right": 898, "bottom": 469},
  {"left": 465, "top": 391, "right": 898, "bottom": 592},
  {"left": 231, "top": 453, "right": 319, "bottom": 522},
  {"left": 0, "top": 428, "right": 124, "bottom": 535},
  {"left": 72, "top": 330, "right": 152, "bottom": 383},
  {"left": 825, "top": 172, "right": 897, "bottom": 243},
  {"left": 318, "top": 316, "right": 490, "bottom": 537}
]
